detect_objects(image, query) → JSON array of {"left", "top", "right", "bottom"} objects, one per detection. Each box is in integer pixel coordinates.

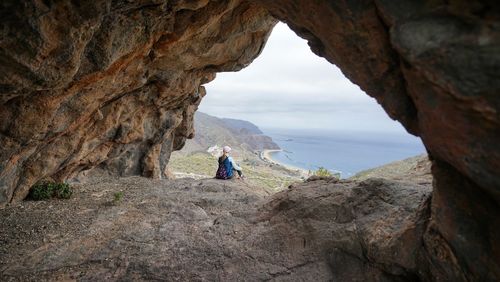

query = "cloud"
[{"left": 199, "top": 22, "right": 408, "bottom": 134}]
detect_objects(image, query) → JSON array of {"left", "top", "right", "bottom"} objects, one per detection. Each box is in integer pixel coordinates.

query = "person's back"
[
  {"left": 215, "top": 146, "right": 243, "bottom": 180},
  {"left": 215, "top": 155, "right": 233, "bottom": 179}
]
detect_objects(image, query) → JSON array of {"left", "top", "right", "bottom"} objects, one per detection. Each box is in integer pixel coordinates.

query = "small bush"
[
  {"left": 314, "top": 167, "right": 333, "bottom": 177},
  {"left": 30, "top": 183, "right": 54, "bottom": 200},
  {"left": 29, "top": 182, "right": 73, "bottom": 201},
  {"left": 113, "top": 191, "right": 124, "bottom": 204},
  {"left": 54, "top": 183, "right": 73, "bottom": 199}
]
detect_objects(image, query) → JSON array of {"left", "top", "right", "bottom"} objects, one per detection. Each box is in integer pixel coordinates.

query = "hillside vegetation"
[
  {"left": 351, "top": 154, "right": 431, "bottom": 183},
  {"left": 169, "top": 113, "right": 303, "bottom": 191},
  {"left": 170, "top": 113, "right": 432, "bottom": 191}
]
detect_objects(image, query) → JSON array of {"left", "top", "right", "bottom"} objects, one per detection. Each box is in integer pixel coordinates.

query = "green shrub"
[
  {"left": 28, "top": 182, "right": 73, "bottom": 200},
  {"left": 54, "top": 183, "right": 73, "bottom": 199},
  {"left": 30, "top": 183, "right": 54, "bottom": 200},
  {"left": 314, "top": 167, "right": 333, "bottom": 177},
  {"left": 113, "top": 191, "right": 124, "bottom": 204}
]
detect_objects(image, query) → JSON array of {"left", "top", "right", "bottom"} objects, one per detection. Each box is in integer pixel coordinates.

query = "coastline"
[{"left": 260, "top": 149, "right": 310, "bottom": 178}]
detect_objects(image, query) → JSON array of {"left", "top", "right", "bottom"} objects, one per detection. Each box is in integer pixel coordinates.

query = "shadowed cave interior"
[{"left": 0, "top": 1, "right": 499, "bottom": 281}]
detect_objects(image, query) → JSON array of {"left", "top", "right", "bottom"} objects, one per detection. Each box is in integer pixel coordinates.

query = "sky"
[{"left": 199, "top": 22, "right": 409, "bottom": 134}]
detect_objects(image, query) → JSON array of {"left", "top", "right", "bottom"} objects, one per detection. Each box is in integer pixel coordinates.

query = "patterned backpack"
[{"left": 215, "top": 156, "right": 229, "bottom": 179}]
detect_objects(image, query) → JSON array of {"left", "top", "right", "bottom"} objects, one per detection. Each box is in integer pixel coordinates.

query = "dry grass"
[{"left": 169, "top": 152, "right": 303, "bottom": 192}]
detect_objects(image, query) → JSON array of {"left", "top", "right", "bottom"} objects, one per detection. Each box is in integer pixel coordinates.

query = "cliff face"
[
  {"left": 0, "top": 0, "right": 276, "bottom": 203},
  {"left": 191, "top": 112, "right": 280, "bottom": 152},
  {"left": 258, "top": 0, "right": 500, "bottom": 198},
  {"left": 256, "top": 1, "right": 500, "bottom": 280},
  {"left": 1, "top": 0, "right": 499, "bottom": 280}
]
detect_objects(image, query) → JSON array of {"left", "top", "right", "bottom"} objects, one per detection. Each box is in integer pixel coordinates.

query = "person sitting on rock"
[{"left": 215, "top": 146, "right": 244, "bottom": 180}]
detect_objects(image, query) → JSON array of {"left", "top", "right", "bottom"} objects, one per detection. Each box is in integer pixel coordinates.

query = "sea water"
[{"left": 263, "top": 128, "right": 426, "bottom": 178}]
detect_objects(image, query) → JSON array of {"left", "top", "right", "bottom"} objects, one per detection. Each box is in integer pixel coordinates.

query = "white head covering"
[{"left": 223, "top": 146, "right": 231, "bottom": 153}]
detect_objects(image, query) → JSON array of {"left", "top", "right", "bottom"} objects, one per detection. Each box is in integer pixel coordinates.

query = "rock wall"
[
  {"left": 0, "top": 0, "right": 276, "bottom": 203},
  {"left": 256, "top": 1, "right": 500, "bottom": 280},
  {"left": 256, "top": 0, "right": 500, "bottom": 199}
]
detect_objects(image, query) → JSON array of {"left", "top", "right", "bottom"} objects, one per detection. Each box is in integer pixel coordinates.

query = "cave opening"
[
  {"left": 170, "top": 22, "right": 426, "bottom": 188},
  {"left": 1, "top": 1, "right": 498, "bottom": 279}
]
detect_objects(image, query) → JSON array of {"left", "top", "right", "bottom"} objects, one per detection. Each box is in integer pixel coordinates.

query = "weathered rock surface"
[
  {"left": 0, "top": 176, "right": 432, "bottom": 281},
  {"left": 255, "top": 1, "right": 500, "bottom": 280},
  {"left": 0, "top": 0, "right": 276, "bottom": 204},
  {"left": 257, "top": 0, "right": 500, "bottom": 198}
]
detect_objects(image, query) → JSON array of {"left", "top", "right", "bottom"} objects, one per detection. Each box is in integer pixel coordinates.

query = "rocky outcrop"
[
  {"left": 0, "top": 0, "right": 276, "bottom": 204},
  {"left": 255, "top": 0, "right": 500, "bottom": 198},
  {"left": 0, "top": 176, "right": 432, "bottom": 281},
  {"left": 255, "top": 1, "right": 500, "bottom": 280}
]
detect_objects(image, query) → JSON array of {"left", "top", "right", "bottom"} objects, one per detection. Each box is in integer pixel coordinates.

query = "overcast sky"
[{"left": 199, "top": 22, "right": 409, "bottom": 134}]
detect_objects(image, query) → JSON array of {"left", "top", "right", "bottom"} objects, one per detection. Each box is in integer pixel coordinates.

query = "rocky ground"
[{"left": 1, "top": 167, "right": 432, "bottom": 281}]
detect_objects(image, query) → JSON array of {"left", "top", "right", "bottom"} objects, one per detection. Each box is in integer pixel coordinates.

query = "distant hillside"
[
  {"left": 179, "top": 112, "right": 280, "bottom": 154},
  {"left": 221, "top": 118, "right": 263, "bottom": 134},
  {"left": 170, "top": 112, "right": 297, "bottom": 190},
  {"left": 171, "top": 114, "right": 430, "bottom": 191},
  {"left": 350, "top": 154, "right": 431, "bottom": 183}
]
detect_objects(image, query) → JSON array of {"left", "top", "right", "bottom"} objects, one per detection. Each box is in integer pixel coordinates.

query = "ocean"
[{"left": 263, "top": 128, "right": 426, "bottom": 178}]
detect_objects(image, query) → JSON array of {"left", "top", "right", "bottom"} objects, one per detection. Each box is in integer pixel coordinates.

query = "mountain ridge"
[
  {"left": 221, "top": 117, "right": 263, "bottom": 135},
  {"left": 180, "top": 112, "right": 280, "bottom": 154}
]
